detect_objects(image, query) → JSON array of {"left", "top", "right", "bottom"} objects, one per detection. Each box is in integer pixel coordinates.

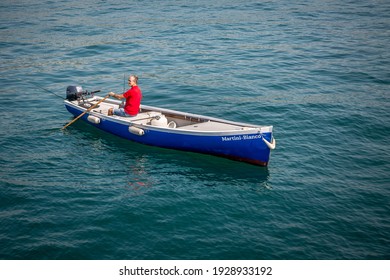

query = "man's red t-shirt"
[{"left": 123, "top": 85, "right": 142, "bottom": 116}]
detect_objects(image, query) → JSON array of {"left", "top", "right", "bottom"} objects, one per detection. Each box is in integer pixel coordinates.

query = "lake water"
[{"left": 0, "top": 0, "right": 389, "bottom": 259}]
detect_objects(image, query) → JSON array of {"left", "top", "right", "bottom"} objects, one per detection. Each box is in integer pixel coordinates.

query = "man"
[{"left": 108, "top": 75, "right": 142, "bottom": 117}]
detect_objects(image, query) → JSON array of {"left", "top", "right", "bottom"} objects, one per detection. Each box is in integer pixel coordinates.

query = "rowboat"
[{"left": 63, "top": 86, "right": 276, "bottom": 166}]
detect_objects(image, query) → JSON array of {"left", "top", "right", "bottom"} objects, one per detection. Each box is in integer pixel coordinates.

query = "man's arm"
[{"left": 109, "top": 92, "right": 125, "bottom": 99}]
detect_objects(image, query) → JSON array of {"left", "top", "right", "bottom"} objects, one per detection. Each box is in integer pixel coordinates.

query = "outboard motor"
[{"left": 66, "top": 85, "right": 84, "bottom": 101}]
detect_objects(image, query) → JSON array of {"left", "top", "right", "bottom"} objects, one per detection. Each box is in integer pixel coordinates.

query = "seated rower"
[{"left": 108, "top": 74, "right": 142, "bottom": 117}]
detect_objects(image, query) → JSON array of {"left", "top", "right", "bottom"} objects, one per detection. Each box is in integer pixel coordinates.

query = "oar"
[{"left": 61, "top": 94, "right": 110, "bottom": 130}]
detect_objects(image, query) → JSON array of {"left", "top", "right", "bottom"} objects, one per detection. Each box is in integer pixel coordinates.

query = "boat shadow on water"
[{"left": 64, "top": 120, "right": 272, "bottom": 192}]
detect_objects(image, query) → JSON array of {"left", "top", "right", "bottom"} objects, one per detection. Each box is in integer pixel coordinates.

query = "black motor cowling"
[{"left": 66, "top": 85, "right": 84, "bottom": 101}]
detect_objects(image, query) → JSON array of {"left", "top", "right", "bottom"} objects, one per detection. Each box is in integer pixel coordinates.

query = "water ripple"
[{"left": 1, "top": 0, "right": 389, "bottom": 260}]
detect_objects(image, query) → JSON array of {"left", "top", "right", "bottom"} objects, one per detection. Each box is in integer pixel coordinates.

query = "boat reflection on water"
[{"left": 66, "top": 120, "right": 272, "bottom": 198}]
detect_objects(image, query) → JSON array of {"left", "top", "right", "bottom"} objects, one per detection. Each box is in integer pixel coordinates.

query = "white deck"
[{"left": 179, "top": 121, "right": 250, "bottom": 132}]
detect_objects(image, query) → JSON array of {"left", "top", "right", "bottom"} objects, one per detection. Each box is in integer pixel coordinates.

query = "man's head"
[{"left": 128, "top": 75, "right": 138, "bottom": 86}]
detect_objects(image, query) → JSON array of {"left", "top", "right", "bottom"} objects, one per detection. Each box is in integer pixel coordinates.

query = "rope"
[
  {"left": 31, "top": 82, "right": 64, "bottom": 99},
  {"left": 13, "top": 77, "right": 64, "bottom": 99},
  {"left": 261, "top": 134, "right": 276, "bottom": 150}
]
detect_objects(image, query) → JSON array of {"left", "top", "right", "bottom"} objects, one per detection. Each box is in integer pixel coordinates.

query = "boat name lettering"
[
  {"left": 243, "top": 134, "right": 262, "bottom": 140},
  {"left": 221, "top": 136, "right": 242, "bottom": 141},
  {"left": 221, "top": 134, "right": 261, "bottom": 141}
]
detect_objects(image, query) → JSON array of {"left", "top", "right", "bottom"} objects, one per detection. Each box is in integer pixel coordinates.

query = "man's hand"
[{"left": 109, "top": 92, "right": 115, "bottom": 97}]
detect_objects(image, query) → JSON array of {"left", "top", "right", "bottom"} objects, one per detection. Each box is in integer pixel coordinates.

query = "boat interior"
[{"left": 77, "top": 97, "right": 254, "bottom": 132}]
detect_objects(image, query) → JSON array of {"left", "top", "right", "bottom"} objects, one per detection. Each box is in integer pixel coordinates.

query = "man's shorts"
[{"left": 113, "top": 108, "right": 137, "bottom": 117}]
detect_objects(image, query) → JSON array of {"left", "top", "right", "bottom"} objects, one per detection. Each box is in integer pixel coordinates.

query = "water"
[{"left": 1, "top": 0, "right": 389, "bottom": 260}]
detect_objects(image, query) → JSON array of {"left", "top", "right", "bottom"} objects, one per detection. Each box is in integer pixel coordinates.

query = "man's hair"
[{"left": 130, "top": 75, "right": 138, "bottom": 85}]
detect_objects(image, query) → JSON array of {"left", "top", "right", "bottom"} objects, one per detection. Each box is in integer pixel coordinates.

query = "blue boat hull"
[{"left": 64, "top": 102, "right": 274, "bottom": 166}]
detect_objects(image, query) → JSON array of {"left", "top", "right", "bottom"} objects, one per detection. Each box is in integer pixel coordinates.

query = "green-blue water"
[{"left": 1, "top": 0, "right": 389, "bottom": 259}]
